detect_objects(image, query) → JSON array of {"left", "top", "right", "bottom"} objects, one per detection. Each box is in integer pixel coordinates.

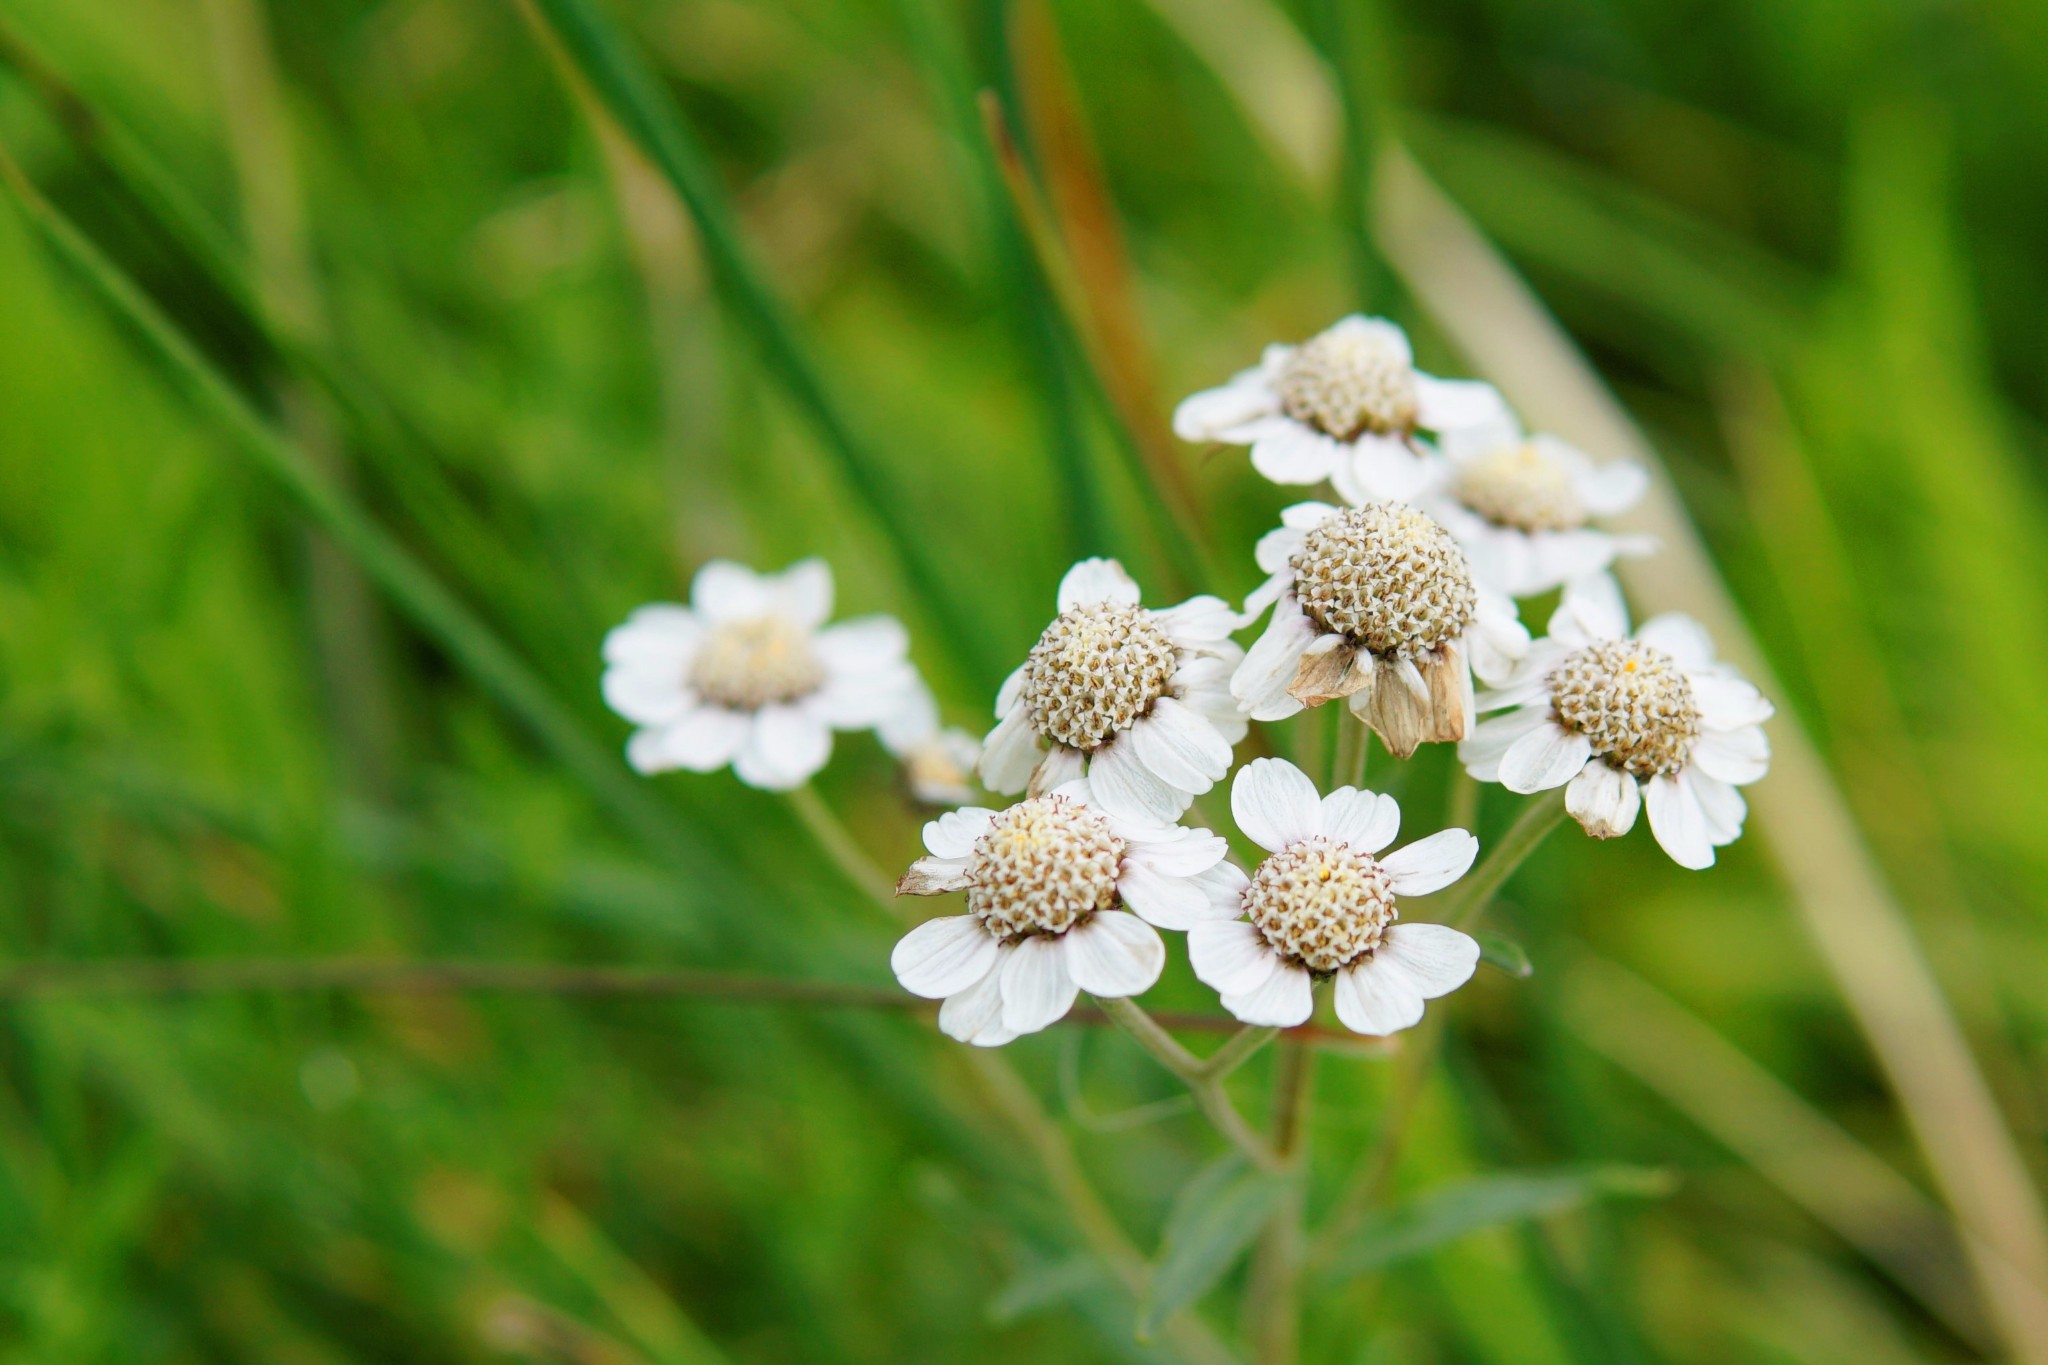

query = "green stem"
[
  {"left": 1332, "top": 714, "right": 1369, "bottom": 791},
  {"left": 1202, "top": 1024, "right": 1282, "bottom": 1082},
  {"left": 1097, "top": 996, "right": 1283, "bottom": 1170},
  {"left": 1246, "top": 1041, "right": 1315, "bottom": 1364},
  {"left": 964, "top": 1051, "right": 1244, "bottom": 1365},
  {"left": 1439, "top": 789, "right": 1568, "bottom": 930},
  {"left": 786, "top": 785, "right": 899, "bottom": 914}
]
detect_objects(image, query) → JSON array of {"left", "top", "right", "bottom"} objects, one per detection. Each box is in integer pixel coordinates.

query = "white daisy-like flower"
[
  {"left": 1172, "top": 315, "right": 1506, "bottom": 499},
  {"left": 981, "top": 558, "right": 1248, "bottom": 824},
  {"left": 1232, "top": 501, "right": 1529, "bottom": 757},
  {"left": 878, "top": 681, "right": 983, "bottom": 807},
  {"left": 1188, "top": 759, "right": 1481, "bottom": 1034},
  {"left": 1418, "top": 410, "right": 1656, "bottom": 598},
  {"left": 891, "top": 779, "right": 1245, "bottom": 1046},
  {"left": 1460, "top": 574, "right": 1774, "bottom": 870},
  {"left": 601, "top": 558, "right": 923, "bottom": 791}
]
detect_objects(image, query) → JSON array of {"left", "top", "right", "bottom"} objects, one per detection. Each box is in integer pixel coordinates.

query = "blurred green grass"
[{"left": 1, "top": 0, "right": 2046, "bottom": 1360}]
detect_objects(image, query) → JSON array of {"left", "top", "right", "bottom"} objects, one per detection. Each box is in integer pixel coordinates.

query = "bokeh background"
[{"left": 2, "top": 0, "right": 2046, "bottom": 1360}]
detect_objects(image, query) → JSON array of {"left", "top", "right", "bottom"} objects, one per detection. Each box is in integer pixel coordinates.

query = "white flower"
[
  {"left": 602, "top": 558, "right": 923, "bottom": 791},
  {"left": 1416, "top": 410, "right": 1656, "bottom": 598},
  {"left": 878, "top": 682, "right": 983, "bottom": 807},
  {"left": 1232, "top": 501, "right": 1529, "bottom": 757},
  {"left": 1460, "top": 574, "right": 1774, "bottom": 869},
  {"left": 1188, "top": 759, "right": 1481, "bottom": 1034},
  {"left": 891, "top": 780, "right": 1245, "bottom": 1046},
  {"left": 981, "top": 558, "right": 1248, "bottom": 824},
  {"left": 1173, "top": 315, "right": 1506, "bottom": 499}
]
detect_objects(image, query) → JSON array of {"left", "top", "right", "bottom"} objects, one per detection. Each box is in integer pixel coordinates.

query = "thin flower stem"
[
  {"left": 1200, "top": 1024, "right": 1282, "bottom": 1082},
  {"left": 1246, "top": 1041, "right": 1315, "bottom": 1365},
  {"left": 962, "top": 1051, "right": 1244, "bottom": 1365},
  {"left": 785, "top": 785, "right": 901, "bottom": 915},
  {"left": 1447, "top": 766, "right": 1480, "bottom": 834},
  {"left": 1097, "top": 996, "right": 1284, "bottom": 1170},
  {"left": 1439, "top": 788, "right": 1568, "bottom": 930},
  {"left": 1332, "top": 713, "right": 1369, "bottom": 791},
  {"left": 1305, "top": 1012, "right": 1443, "bottom": 1266}
]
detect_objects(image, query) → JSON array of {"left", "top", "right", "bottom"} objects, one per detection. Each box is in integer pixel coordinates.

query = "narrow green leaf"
[
  {"left": 1137, "top": 1154, "right": 1295, "bottom": 1339},
  {"left": 1475, "top": 931, "right": 1533, "bottom": 978},
  {"left": 1316, "top": 1165, "right": 1675, "bottom": 1285},
  {"left": 522, "top": 0, "right": 1001, "bottom": 685},
  {"left": 986, "top": 1255, "right": 1101, "bottom": 1324},
  {"left": 0, "top": 147, "right": 727, "bottom": 902}
]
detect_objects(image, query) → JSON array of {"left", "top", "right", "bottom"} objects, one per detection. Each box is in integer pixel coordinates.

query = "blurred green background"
[{"left": 2, "top": 0, "right": 2046, "bottom": 1359}]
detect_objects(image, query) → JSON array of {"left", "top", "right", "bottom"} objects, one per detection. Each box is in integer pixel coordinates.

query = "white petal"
[
  {"left": 1459, "top": 704, "right": 1551, "bottom": 781},
  {"left": 732, "top": 705, "right": 833, "bottom": 790},
  {"left": 1088, "top": 736, "right": 1190, "bottom": 823},
  {"left": 1027, "top": 744, "right": 1086, "bottom": 797},
  {"left": 999, "top": 936, "right": 1081, "bottom": 1035},
  {"left": 1187, "top": 862, "right": 1250, "bottom": 919},
  {"left": 876, "top": 682, "right": 940, "bottom": 754},
  {"left": 937, "top": 952, "right": 1011, "bottom": 1045},
  {"left": 1232, "top": 598, "right": 1317, "bottom": 721},
  {"left": 1250, "top": 424, "right": 1346, "bottom": 484},
  {"left": 1124, "top": 829, "right": 1229, "bottom": 877},
  {"left": 1115, "top": 863, "right": 1215, "bottom": 930},
  {"left": 814, "top": 615, "right": 907, "bottom": 674},
  {"left": 1320, "top": 787, "right": 1399, "bottom": 854},
  {"left": 690, "top": 560, "right": 772, "bottom": 623},
  {"left": 1126, "top": 699, "right": 1232, "bottom": 793},
  {"left": 1551, "top": 572, "right": 1630, "bottom": 645},
  {"left": 1057, "top": 557, "right": 1143, "bottom": 611},
  {"left": 1564, "top": 761, "right": 1639, "bottom": 838},
  {"left": 1172, "top": 372, "right": 1277, "bottom": 441},
  {"left": 978, "top": 704, "right": 1042, "bottom": 793},
  {"left": 1154, "top": 595, "right": 1240, "bottom": 642},
  {"left": 1220, "top": 962, "right": 1315, "bottom": 1028},
  {"left": 1063, "top": 912, "right": 1166, "bottom": 998},
  {"left": 1687, "top": 769, "right": 1748, "bottom": 846},
  {"left": 1332, "top": 959, "right": 1425, "bottom": 1035},
  {"left": 769, "top": 557, "right": 834, "bottom": 629},
  {"left": 630, "top": 706, "right": 750, "bottom": 774},
  {"left": 807, "top": 662, "right": 921, "bottom": 729},
  {"left": 1645, "top": 773, "right": 1715, "bottom": 870},
  {"left": 1332, "top": 435, "right": 1434, "bottom": 504},
  {"left": 1498, "top": 722, "right": 1595, "bottom": 794},
  {"left": 896, "top": 855, "right": 972, "bottom": 896},
  {"left": 1691, "top": 726, "right": 1770, "bottom": 785},
  {"left": 1280, "top": 500, "right": 1342, "bottom": 530},
  {"left": 923, "top": 806, "right": 999, "bottom": 859},
  {"left": 892, "top": 916, "right": 1001, "bottom": 999},
  {"left": 1575, "top": 459, "right": 1649, "bottom": 515},
  {"left": 602, "top": 663, "right": 694, "bottom": 726},
  {"left": 1636, "top": 613, "right": 1715, "bottom": 671},
  {"left": 602, "top": 605, "right": 702, "bottom": 667},
  {"left": 994, "top": 662, "right": 1029, "bottom": 718},
  {"left": 1231, "top": 757, "right": 1323, "bottom": 853},
  {"left": 1380, "top": 828, "right": 1479, "bottom": 896},
  {"left": 1187, "top": 919, "right": 1281, "bottom": 995},
  {"left": 1376, "top": 923, "right": 1481, "bottom": 999},
  {"left": 1694, "top": 675, "right": 1774, "bottom": 730},
  {"left": 1414, "top": 375, "right": 1509, "bottom": 434},
  {"left": 1255, "top": 526, "right": 1309, "bottom": 576}
]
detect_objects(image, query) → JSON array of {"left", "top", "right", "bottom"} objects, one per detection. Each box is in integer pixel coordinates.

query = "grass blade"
[
  {"left": 0, "top": 143, "right": 716, "bottom": 892},
  {"left": 519, "top": 0, "right": 1001, "bottom": 684},
  {"left": 1138, "top": 1154, "right": 1295, "bottom": 1339},
  {"left": 1314, "top": 1165, "right": 1673, "bottom": 1285}
]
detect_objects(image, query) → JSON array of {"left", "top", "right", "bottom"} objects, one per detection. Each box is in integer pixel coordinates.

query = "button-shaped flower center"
[
  {"left": 967, "top": 795, "right": 1126, "bottom": 938},
  {"left": 1275, "top": 323, "right": 1420, "bottom": 441},
  {"left": 1549, "top": 640, "right": 1700, "bottom": 779},
  {"left": 689, "top": 615, "right": 825, "bottom": 710},
  {"left": 1021, "top": 603, "right": 1178, "bottom": 750},
  {"left": 1243, "top": 837, "right": 1396, "bottom": 973},
  {"left": 1291, "top": 503, "right": 1478, "bottom": 660},
  {"left": 1454, "top": 443, "right": 1585, "bottom": 532}
]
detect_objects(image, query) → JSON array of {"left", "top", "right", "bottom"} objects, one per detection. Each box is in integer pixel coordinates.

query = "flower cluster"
[{"left": 602, "top": 313, "right": 1773, "bottom": 1046}]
